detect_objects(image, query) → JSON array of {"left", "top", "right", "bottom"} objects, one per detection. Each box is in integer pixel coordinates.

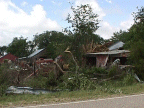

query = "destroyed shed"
[
  {"left": 85, "top": 41, "right": 130, "bottom": 68},
  {"left": 86, "top": 50, "right": 130, "bottom": 68}
]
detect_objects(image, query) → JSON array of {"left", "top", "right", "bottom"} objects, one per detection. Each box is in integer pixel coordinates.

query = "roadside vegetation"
[{"left": 0, "top": 4, "right": 144, "bottom": 107}]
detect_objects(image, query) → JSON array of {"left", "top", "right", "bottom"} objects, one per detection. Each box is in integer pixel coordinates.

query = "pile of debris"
[{"left": 83, "top": 41, "right": 113, "bottom": 53}]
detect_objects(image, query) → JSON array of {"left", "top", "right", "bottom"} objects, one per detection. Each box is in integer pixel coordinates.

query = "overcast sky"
[{"left": 0, "top": 0, "right": 143, "bottom": 46}]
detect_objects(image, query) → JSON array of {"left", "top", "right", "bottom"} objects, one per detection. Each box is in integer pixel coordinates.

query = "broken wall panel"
[{"left": 96, "top": 55, "right": 109, "bottom": 67}]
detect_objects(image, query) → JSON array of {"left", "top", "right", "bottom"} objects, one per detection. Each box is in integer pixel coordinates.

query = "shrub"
[
  {"left": 24, "top": 75, "right": 48, "bottom": 89},
  {"left": 122, "top": 74, "right": 136, "bottom": 86},
  {"left": 58, "top": 72, "right": 97, "bottom": 91},
  {"left": 0, "top": 64, "right": 12, "bottom": 96},
  {"left": 24, "top": 71, "right": 58, "bottom": 90},
  {"left": 80, "top": 67, "right": 108, "bottom": 78},
  {"left": 108, "top": 66, "right": 119, "bottom": 77}
]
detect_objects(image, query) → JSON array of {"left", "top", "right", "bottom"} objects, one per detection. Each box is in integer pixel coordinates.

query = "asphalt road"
[{"left": 22, "top": 94, "right": 144, "bottom": 108}]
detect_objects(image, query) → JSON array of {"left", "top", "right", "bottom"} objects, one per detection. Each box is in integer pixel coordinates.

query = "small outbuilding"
[
  {"left": 86, "top": 50, "right": 130, "bottom": 68},
  {"left": 0, "top": 53, "right": 18, "bottom": 63},
  {"left": 85, "top": 41, "right": 130, "bottom": 68}
]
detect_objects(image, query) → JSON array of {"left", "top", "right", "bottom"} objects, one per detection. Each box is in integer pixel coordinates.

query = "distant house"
[
  {"left": 0, "top": 53, "right": 18, "bottom": 63},
  {"left": 86, "top": 50, "right": 130, "bottom": 67},
  {"left": 28, "top": 48, "right": 47, "bottom": 61},
  {"left": 85, "top": 41, "right": 130, "bottom": 67},
  {"left": 18, "top": 48, "right": 49, "bottom": 64}
]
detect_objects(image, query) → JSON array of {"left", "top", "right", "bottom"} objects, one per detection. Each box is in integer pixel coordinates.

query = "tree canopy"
[
  {"left": 7, "top": 37, "right": 32, "bottom": 57},
  {"left": 33, "top": 31, "right": 73, "bottom": 59},
  {"left": 109, "top": 7, "right": 144, "bottom": 79},
  {"left": 66, "top": 4, "right": 101, "bottom": 45},
  {"left": 65, "top": 4, "right": 103, "bottom": 62}
]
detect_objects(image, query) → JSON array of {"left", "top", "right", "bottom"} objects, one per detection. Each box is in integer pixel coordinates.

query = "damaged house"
[{"left": 85, "top": 41, "right": 130, "bottom": 68}]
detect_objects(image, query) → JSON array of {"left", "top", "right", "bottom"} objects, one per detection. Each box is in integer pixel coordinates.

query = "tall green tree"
[
  {"left": 66, "top": 4, "right": 103, "bottom": 62},
  {"left": 7, "top": 37, "right": 30, "bottom": 57},
  {"left": 66, "top": 4, "right": 100, "bottom": 45},
  {"left": 111, "top": 7, "right": 144, "bottom": 79}
]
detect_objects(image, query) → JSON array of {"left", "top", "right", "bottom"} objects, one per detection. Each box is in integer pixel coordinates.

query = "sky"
[{"left": 0, "top": 0, "right": 143, "bottom": 46}]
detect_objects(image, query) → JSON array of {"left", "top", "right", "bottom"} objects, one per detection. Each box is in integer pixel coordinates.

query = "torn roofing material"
[
  {"left": 108, "top": 41, "right": 124, "bottom": 51},
  {"left": 86, "top": 50, "right": 130, "bottom": 56},
  {"left": 28, "top": 49, "right": 45, "bottom": 58}
]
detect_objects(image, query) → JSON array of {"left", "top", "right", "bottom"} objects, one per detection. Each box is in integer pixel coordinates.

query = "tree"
[
  {"left": 112, "top": 7, "right": 144, "bottom": 79},
  {"left": 65, "top": 4, "right": 102, "bottom": 62},
  {"left": 0, "top": 46, "right": 7, "bottom": 56},
  {"left": 7, "top": 37, "right": 30, "bottom": 57},
  {"left": 33, "top": 31, "right": 73, "bottom": 59},
  {"left": 66, "top": 4, "right": 100, "bottom": 45},
  {"left": 134, "top": 7, "right": 144, "bottom": 23}
]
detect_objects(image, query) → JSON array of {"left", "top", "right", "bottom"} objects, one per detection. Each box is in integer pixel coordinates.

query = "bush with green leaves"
[
  {"left": 122, "top": 74, "right": 136, "bottom": 86},
  {"left": 58, "top": 72, "right": 97, "bottom": 91},
  {"left": 108, "top": 66, "right": 121, "bottom": 77},
  {"left": 0, "top": 64, "right": 16, "bottom": 96},
  {"left": 80, "top": 67, "right": 108, "bottom": 78},
  {"left": 24, "top": 71, "right": 58, "bottom": 90}
]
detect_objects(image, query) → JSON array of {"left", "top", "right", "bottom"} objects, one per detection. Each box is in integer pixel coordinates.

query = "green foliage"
[
  {"left": 0, "top": 84, "right": 7, "bottom": 97},
  {"left": 108, "top": 66, "right": 119, "bottom": 77},
  {"left": 80, "top": 67, "right": 108, "bottom": 78},
  {"left": 24, "top": 75, "right": 48, "bottom": 89},
  {"left": 66, "top": 4, "right": 103, "bottom": 63},
  {"left": 46, "top": 71, "right": 58, "bottom": 88},
  {"left": 122, "top": 74, "right": 136, "bottom": 86},
  {"left": 66, "top": 4, "right": 100, "bottom": 45},
  {"left": 0, "top": 46, "right": 7, "bottom": 55},
  {"left": 0, "top": 64, "right": 14, "bottom": 96},
  {"left": 46, "top": 43, "right": 57, "bottom": 59},
  {"left": 33, "top": 31, "right": 72, "bottom": 59},
  {"left": 24, "top": 72, "right": 58, "bottom": 90},
  {"left": 109, "top": 7, "right": 144, "bottom": 79},
  {"left": 7, "top": 37, "right": 32, "bottom": 57},
  {"left": 59, "top": 67, "right": 109, "bottom": 91}
]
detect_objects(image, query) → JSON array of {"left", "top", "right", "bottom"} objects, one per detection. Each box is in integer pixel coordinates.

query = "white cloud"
[
  {"left": 40, "top": 0, "right": 43, "bottom": 1},
  {"left": 96, "top": 21, "right": 119, "bottom": 39},
  {"left": 21, "top": 1, "right": 28, "bottom": 7},
  {"left": 0, "top": 0, "right": 61, "bottom": 46},
  {"left": 65, "top": 0, "right": 134, "bottom": 39},
  {"left": 120, "top": 15, "right": 134, "bottom": 30},
  {"left": 106, "top": 0, "right": 112, "bottom": 4},
  {"left": 74, "top": 0, "right": 106, "bottom": 19},
  {"left": 64, "top": 0, "right": 109, "bottom": 38},
  {"left": 97, "top": 15, "right": 134, "bottom": 39}
]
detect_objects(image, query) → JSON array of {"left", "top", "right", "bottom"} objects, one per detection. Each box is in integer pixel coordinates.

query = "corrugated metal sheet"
[
  {"left": 28, "top": 49, "right": 44, "bottom": 58},
  {"left": 108, "top": 41, "right": 124, "bottom": 51},
  {"left": 86, "top": 50, "right": 130, "bottom": 55}
]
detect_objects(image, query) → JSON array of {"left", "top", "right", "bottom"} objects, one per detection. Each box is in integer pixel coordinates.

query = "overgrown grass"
[
  {"left": 0, "top": 83, "right": 144, "bottom": 107},
  {"left": 1, "top": 65, "right": 144, "bottom": 107}
]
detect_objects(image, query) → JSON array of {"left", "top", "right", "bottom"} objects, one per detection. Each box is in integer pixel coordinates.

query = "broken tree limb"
[
  {"left": 64, "top": 48, "right": 79, "bottom": 74},
  {"left": 53, "top": 61, "right": 72, "bottom": 73}
]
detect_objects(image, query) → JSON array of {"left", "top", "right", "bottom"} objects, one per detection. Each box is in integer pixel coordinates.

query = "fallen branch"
[{"left": 98, "top": 73, "right": 124, "bottom": 83}]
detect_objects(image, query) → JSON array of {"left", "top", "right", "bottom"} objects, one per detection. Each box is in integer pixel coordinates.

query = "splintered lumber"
[{"left": 82, "top": 41, "right": 112, "bottom": 53}]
